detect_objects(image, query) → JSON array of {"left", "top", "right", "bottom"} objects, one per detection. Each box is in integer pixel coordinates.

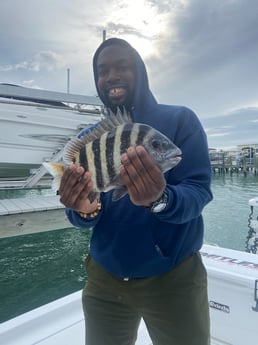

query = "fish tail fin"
[{"left": 43, "top": 162, "right": 65, "bottom": 191}]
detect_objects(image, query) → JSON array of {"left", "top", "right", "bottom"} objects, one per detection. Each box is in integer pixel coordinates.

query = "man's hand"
[
  {"left": 120, "top": 146, "right": 166, "bottom": 207},
  {"left": 58, "top": 165, "right": 99, "bottom": 213}
]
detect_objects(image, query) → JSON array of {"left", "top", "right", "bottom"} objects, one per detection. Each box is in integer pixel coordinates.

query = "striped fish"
[{"left": 43, "top": 109, "right": 182, "bottom": 201}]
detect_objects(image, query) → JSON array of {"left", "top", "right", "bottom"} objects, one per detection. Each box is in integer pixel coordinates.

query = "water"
[
  {"left": 0, "top": 187, "right": 55, "bottom": 199},
  {"left": 1, "top": 173, "right": 258, "bottom": 323},
  {"left": 0, "top": 228, "right": 91, "bottom": 323},
  {"left": 203, "top": 173, "right": 258, "bottom": 251}
]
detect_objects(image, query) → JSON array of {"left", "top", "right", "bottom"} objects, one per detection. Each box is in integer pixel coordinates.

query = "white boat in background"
[{"left": 0, "top": 84, "right": 102, "bottom": 189}]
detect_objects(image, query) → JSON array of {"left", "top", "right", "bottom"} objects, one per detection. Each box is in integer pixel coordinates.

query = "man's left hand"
[{"left": 120, "top": 146, "right": 166, "bottom": 207}]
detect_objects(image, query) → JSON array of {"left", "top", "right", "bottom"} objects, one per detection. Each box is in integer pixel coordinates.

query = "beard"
[{"left": 98, "top": 89, "right": 135, "bottom": 112}]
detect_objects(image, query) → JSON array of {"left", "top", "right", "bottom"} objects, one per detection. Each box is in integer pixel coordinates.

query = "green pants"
[{"left": 82, "top": 253, "right": 210, "bottom": 345}]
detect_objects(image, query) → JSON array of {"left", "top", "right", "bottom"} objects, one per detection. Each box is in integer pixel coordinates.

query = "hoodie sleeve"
[
  {"left": 154, "top": 108, "right": 213, "bottom": 224},
  {"left": 65, "top": 207, "right": 102, "bottom": 229}
]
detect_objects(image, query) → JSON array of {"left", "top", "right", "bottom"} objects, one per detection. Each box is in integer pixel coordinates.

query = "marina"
[
  {"left": 1, "top": 0, "right": 257, "bottom": 343},
  {"left": 209, "top": 146, "right": 258, "bottom": 175},
  {"left": 1, "top": 87, "right": 258, "bottom": 345},
  {"left": 1, "top": 177, "right": 258, "bottom": 345}
]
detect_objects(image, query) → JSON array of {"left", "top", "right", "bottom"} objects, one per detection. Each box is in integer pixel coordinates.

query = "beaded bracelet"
[{"left": 78, "top": 202, "right": 102, "bottom": 219}]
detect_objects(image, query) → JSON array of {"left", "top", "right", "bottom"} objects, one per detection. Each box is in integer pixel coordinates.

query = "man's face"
[{"left": 96, "top": 45, "right": 136, "bottom": 109}]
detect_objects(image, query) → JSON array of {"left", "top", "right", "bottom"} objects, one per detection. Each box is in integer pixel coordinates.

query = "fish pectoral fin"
[
  {"left": 88, "top": 190, "right": 100, "bottom": 203},
  {"left": 43, "top": 162, "right": 65, "bottom": 191},
  {"left": 112, "top": 186, "right": 128, "bottom": 201}
]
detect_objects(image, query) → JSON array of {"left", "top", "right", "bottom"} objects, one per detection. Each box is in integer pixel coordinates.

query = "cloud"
[
  {"left": 102, "top": 22, "right": 151, "bottom": 40},
  {"left": 21, "top": 80, "right": 42, "bottom": 89},
  {"left": 0, "top": 51, "right": 65, "bottom": 73},
  {"left": 0, "top": 0, "right": 257, "bottom": 117},
  {"left": 147, "top": 0, "right": 258, "bottom": 115},
  {"left": 28, "top": 51, "right": 66, "bottom": 71},
  {"left": 202, "top": 107, "right": 258, "bottom": 148},
  {"left": 163, "top": 0, "right": 258, "bottom": 73},
  {"left": 208, "top": 132, "right": 231, "bottom": 138}
]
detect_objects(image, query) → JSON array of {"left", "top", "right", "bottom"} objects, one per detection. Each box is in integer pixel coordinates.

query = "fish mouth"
[
  {"left": 165, "top": 149, "right": 182, "bottom": 165},
  {"left": 166, "top": 155, "right": 181, "bottom": 163},
  {"left": 168, "top": 147, "right": 182, "bottom": 159},
  {"left": 171, "top": 156, "right": 182, "bottom": 163}
]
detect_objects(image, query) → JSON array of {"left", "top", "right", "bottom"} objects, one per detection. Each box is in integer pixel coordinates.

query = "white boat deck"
[
  {"left": 1, "top": 245, "right": 258, "bottom": 345},
  {"left": 0, "top": 290, "right": 151, "bottom": 345},
  {"left": 0, "top": 195, "right": 64, "bottom": 216}
]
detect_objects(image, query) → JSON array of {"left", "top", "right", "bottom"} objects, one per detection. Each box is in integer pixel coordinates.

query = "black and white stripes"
[
  {"left": 78, "top": 123, "right": 151, "bottom": 191},
  {"left": 56, "top": 108, "right": 181, "bottom": 200}
]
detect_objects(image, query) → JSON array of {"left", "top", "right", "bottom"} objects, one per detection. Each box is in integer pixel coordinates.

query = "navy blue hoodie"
[{"left": 66, "top": 38, "right": 213, "bottom": 278}]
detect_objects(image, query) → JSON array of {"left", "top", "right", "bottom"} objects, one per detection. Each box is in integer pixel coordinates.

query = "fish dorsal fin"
[
  {"left": 63, "top": 108, "right": 132, "bottom": 164},
  {"left": 63, "top": 137, "right": 85, "bottom": 164},
  {"left": 85, "top": 108, "right": 132, "bottom": 143}
]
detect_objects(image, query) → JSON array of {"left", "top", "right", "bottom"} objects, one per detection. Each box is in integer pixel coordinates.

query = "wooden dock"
[
  {"left": 0, "top": 195, "right": 71, "bottom": 238},
  {"left": 0, "top": 195, "right": 64, "bottom": 215}
]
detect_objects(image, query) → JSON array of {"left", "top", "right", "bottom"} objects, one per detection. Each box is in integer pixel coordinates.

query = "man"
[{"left": 59, "top": 38, "right": 213, "bottom": 345}]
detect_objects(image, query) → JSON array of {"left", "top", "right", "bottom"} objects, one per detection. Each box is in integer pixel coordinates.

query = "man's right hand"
[{"left": 58, "top": 165, "right": 99, "bottom": 213}]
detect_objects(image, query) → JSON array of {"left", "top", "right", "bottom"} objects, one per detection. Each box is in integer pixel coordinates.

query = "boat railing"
[
  {"left": 0, "top": 98, "right": 102, "bottom": 116},
  {"left": 0, "top": 84, "right": 103, "bottom": 108}
]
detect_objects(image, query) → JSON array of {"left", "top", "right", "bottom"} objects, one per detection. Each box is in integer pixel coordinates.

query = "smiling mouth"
[{"left": 108, "top": 87, "right": 126, "bottom": 97}]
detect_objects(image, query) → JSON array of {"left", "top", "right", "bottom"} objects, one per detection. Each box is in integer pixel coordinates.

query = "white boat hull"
[
  {"left": 0, "top": 99, "right": 101, "bottom": 178},
  {"left": 0, "top": 85, "right": 102, "bottom": 187},
  {"left": 201, "top": 245, "right": 258, "bottom": 345},
  {"left": 1, "top": 244, "right": 257, "bottom": 345}
]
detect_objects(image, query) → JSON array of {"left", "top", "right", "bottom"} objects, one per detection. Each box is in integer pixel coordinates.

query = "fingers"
[
  {"left": 120, "top": 146, "right": 166, "bottom": 206},
  {"left": 121, "top": 147, "right": 148, "bottom": 194},
  {"left": 134, "top": 146, "right": 163, "bottom": 184},
  {"left": 121, "top": 146, "right": 163, "bottom": 185},
  {"left": 59, "top": 165, "right": 94, "bottom": 211}
]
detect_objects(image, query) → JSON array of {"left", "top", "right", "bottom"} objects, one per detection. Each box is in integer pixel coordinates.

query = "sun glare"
[
  {"left": 109, "top": 1, "right": 166, "bottom": 58},
  {"left": 123, "top": 35, "right": 153, "bottom": 57}
]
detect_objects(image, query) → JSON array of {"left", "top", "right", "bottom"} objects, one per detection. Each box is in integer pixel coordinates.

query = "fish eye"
[{"left": 152, "top": 139, "right": 161, "bottom": 149}]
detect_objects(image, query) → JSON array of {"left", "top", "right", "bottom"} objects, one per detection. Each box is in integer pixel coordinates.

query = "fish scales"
[
  {"left": 92, "top": 138, "right": 103, "bottom": 190},
  {"left": 79, "top": 123, "right": 152, "bottom": 191},
  {"left": 106, "top": 129, "right": 116, "bottom": 183},
  {"left": 79, "top": 145, "right": 88, "bottom": 171},
  {"left": 100, "top": 131, "right": 111, "bottom": 189},
  {"left": 84, "top": 139, "right": 98, "bottom": 190},
  {"left": 113, "top": 125, "right": 125, "bottom": 178},
  {"left": 43, "top": 109, "right": 182, "bottom": 201},
  {"left": 120, "top": 123, "right": 135, "bottom": 154},
  {"left": 104, "top": 123, "right": 131, "bottom": 188},
  {"left": 136, "top": 124, "right": 151, "bottom": 146}
]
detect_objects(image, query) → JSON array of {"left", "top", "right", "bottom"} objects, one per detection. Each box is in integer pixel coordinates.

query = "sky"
[{"left": 0, "top": 0, "right": 258, "bottom": 149}]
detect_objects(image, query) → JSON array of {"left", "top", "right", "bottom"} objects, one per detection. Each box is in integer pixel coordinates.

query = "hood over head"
[{"left": 93, "top": 38, "right": 157, "bottom": 119}]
